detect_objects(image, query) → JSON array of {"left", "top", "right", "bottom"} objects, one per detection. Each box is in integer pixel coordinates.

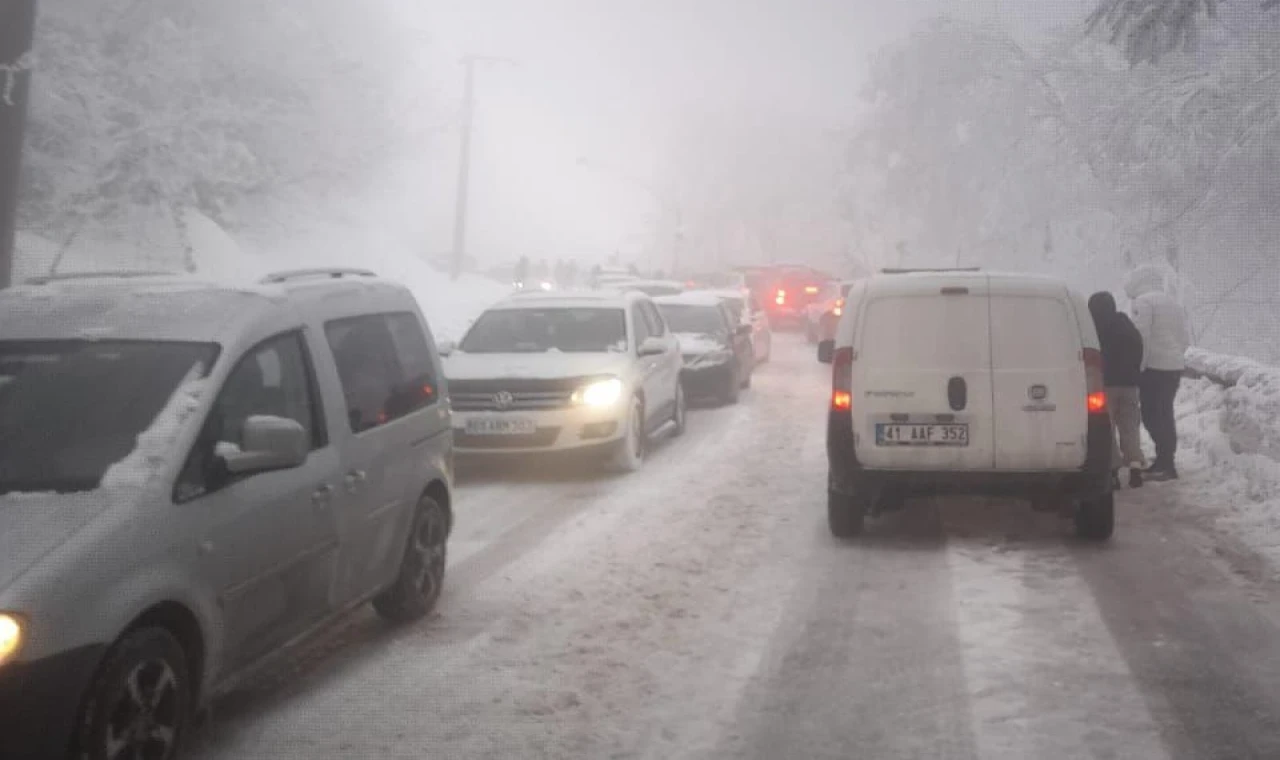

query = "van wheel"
[
  {"left": 1075, "top": 493, "right": 1115, "bottom": 541},
  {"left": 374, "top": 494, "right": 449, "bottom": 622},
  {"left": 76, "top": 627, "right": 192, "bottom": 760},
  {"left": 828, "top": 491, "right": 866, "bottom": 538},
  {"left": 610, "top": 396, "right": 646, "bottom": 472}
]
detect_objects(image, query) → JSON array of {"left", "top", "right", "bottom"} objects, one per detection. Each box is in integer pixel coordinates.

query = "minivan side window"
[
  {"left": 175, "top": 331, "right": 320, "bottom": 502},
  {"left": 325, "top": 313, "right": 438, "bottom": 433}
]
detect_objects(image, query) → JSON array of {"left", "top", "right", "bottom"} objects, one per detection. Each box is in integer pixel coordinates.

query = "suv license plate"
[
  {"left": 465, "top": 418, "right": 536, "bottom": 436},
  {"left": 876, "top": 423, "right": 969, "bottom": 447}
]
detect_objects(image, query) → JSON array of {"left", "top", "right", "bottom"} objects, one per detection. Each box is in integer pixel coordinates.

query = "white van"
[{"left": 818, "top": 270, "right": 1114, "bottom": 540}]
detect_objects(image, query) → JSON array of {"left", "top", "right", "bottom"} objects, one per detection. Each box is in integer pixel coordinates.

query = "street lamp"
[{"left": 577, "top": 156, "right": 683, "bottom": 276}]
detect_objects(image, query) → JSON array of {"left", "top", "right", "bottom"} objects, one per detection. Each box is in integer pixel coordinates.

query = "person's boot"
[
  {"left": 1145, "top": 461, "right": 1178, "bottom": 481},
  {"left": 1129, "top": 467, "right": 1144, "bottom": 489}
]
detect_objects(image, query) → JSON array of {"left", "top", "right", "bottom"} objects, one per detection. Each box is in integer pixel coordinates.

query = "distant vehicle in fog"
[
  {"left": 820, "top": 269, "right": 1114, "bottom": 540},
  {"left": 655, "top": 292, "right": 754, "bottom": 404},
  {"left": 441, "top": 290, "right": 685, "bottom": 471},
  {"left": 805, "top": 278, "right": 862, "bottom": 345},
  {"left": 701, "top": 288, "right": 771, "bottom": 365}
]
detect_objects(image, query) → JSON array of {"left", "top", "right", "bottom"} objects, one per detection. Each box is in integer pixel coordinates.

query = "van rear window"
[
  {"left": 989, "top": 296, "right": 1078, "bottom": 369},
  {"left": 860, "top": 296, "right": 990, "bottom": 370}
]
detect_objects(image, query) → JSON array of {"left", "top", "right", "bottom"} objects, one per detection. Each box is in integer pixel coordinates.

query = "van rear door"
[
  {"left": 988, "top": 281, "right": 1088, "bottom": 471},
  {"left": 853, "top": 276, "right": 995, "bottom": 471}
]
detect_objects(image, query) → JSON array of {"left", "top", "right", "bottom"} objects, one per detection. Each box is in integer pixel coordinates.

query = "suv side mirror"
[
  {"left": 223, "top": 415, "right": 309, "bottom": 475},
  {"left": 638, "top": 336, "right": 666, "bottom": 357},
  {"left": 817, "top": 340, "right": 835, "bottom": 364},
  {"left": 437, "top": 339, "right": 456, "bottom": 357}
]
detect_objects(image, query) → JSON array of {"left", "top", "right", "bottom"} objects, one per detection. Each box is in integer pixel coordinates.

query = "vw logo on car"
[{"left": 492, "top": 390, "right": 514, "bottom": 410}]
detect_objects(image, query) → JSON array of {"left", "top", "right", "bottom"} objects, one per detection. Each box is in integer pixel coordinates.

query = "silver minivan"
[{"left": 0, "top": 269, "right": 453, "bottom": 760}]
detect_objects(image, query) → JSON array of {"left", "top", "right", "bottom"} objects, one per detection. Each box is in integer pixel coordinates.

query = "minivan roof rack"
[
  {"left": 25, "top": 269, "right": 181, "bottom": 285},
  {"left": 259, "top": 267, "right": 377, "bottom": 284},
  {"left": 880, "top": 267, "right": 982, "bottom": 275}
]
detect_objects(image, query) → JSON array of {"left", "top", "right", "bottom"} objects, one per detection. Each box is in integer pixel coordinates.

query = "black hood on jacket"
[
  {"left": 1088, "top": 290, "right": 1143, "bottom": 387},
  {"left": 1088, "top": 291, "right": 1118, "bottom": 323}
]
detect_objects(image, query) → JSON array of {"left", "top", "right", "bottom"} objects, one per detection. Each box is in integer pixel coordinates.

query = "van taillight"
[
  {"left": 831, "top": 346, "right": 854, "bottom": 411},
  {"left": 1083, "top": 348, "right": 1107, "bottom": 414}
]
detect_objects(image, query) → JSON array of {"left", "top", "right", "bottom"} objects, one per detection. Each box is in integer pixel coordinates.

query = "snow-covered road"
[{"left": 186, "top": 336, "right": 1280, "bottom": 760}]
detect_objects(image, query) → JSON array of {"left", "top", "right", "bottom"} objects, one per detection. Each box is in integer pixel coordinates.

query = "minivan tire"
[
  {"left": 828, "top": 491, "right": 866, "bottom": 538},
  {"left": 1075, "top": 493, "right": 1115, "bottom": 541},
  {"left": 374, "top": 494, "right": 449, "bottom": 622},
  {"left": 76, "top": 627, "right": 192, "bottom": 760}
]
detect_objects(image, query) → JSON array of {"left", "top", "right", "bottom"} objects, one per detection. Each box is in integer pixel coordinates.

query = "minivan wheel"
[
  {"left": 1075, "top": 493, "right": 1115, "bottom": 541},
  {"left": 828, "top": 491, "right": 866, "bottom": 538},
  {"left": 374, "top": 494, "right": 449, "bottom": 622},
  {"left": 610, "top": 397, "right": 646, "bottom": 472},
  {"left": 76, "top": 627, "right": 191, "bottom": 760}
]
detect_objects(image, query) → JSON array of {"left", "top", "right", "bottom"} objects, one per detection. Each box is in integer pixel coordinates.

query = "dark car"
[{"left": 654, "top": 293, "right": 753, "bottom": 404}]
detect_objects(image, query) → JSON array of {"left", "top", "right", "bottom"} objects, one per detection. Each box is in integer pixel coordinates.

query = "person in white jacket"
[{"left": 1123, "top": 264, "right": 1191, "bottom": 480}]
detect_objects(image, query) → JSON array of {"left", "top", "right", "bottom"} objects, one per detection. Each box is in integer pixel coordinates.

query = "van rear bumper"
[{"left": 827, "top": 410, "right": 1113, "bottom": 501}]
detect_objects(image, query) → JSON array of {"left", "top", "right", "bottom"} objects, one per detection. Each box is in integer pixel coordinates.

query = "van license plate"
[
  {"left": 876, "top": 423, "right": 969, "bottom": 447},
  {"left": 466, "top": 418, "right": 536, "bottom": 436}
]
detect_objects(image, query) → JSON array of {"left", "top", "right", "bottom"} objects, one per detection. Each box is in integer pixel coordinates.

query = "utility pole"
[
  {"left": 0, "top": 0, "right": 37, "bottom": 290},
  {"left": 450, "top": 55, "right": 512, "bottom": 281}
]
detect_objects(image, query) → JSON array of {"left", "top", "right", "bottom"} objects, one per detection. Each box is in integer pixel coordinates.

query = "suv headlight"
[
  {"left": 0, "top": 613, "right": 24, "bottom": 667},
  {"left": 572, "top": 377, "right": 624, "bottom": 407}
]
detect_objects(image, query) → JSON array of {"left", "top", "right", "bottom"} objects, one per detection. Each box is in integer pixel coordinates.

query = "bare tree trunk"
[{"left": 0, "top": 0, "right": 38, "bottom": 289}]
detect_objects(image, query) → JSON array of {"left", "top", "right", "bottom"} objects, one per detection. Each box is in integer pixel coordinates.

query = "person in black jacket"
[{"left": 1089, "top": 291, "right": 1146, "bottom": 488}]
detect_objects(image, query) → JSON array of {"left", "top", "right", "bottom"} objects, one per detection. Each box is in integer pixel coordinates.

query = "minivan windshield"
[
  {"left": 658, "top": 304, "right": 727, "bottom": 336},
  {"left": 0, "top": 340, "right": 219, "bottom": 495},
  {"left": 460, "top": 308, "right": 628, "bottom": 353}
]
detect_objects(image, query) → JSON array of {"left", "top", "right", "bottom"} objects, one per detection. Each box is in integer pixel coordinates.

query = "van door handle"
[
  {"left": 344, "top": 470, "right": 366, "bottom": 493},
  {"left": 311, "top": 484, "right": 335, "bottom": 507}
]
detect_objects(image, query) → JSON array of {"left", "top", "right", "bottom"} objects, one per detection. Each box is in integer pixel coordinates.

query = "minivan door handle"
[
  {"left": 311, "top": 484, "right": 335, "bottom": 508},
  {"left": 947, "top": 376, "right": 967, "bottom": 411},
  {"left": 344, "top": 470, "right": 367, "bottom": 493}
]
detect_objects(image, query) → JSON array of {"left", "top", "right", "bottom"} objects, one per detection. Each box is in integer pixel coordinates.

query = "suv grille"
[{"left": 449, "top": 377, "right": 589, "bottom": 412}]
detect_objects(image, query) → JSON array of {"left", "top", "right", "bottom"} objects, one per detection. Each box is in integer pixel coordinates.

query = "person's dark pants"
[{"left": 1140, "top": 369, "right": 1183, "bottom": 469}]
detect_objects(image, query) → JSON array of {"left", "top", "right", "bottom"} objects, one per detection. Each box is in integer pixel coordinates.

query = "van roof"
[{"left": 865, "top": 270, "right": 1069, "bottom": 297}]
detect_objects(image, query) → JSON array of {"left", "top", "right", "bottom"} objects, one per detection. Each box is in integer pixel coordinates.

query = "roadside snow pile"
[{"left": 1175, "top": 349, "right": 1280, "bottom": 560}]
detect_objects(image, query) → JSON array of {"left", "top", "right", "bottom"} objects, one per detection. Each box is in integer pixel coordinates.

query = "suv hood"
[
  {"left": 0, "top": 491, "right": 110, "bottom": 591},
  {"left": 445, "top": 351, "right": 631, "bottom": 381},
  {"left": 674, "top": 332, "right": 729, "bottom": 355}
]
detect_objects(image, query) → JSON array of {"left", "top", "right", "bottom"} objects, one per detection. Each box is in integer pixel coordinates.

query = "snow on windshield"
[{"left": 460, "top": 308, "right": 628, "bottom": 354}]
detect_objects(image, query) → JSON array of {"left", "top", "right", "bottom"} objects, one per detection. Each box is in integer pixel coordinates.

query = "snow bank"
[{"left": 1174, "top": 350, "right": 1280, "bottom": 563}]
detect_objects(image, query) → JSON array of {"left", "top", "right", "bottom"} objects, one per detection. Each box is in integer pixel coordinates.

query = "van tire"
[
  {"left": 76, "top": 627, "right": 192, "bottom": 760},
  {"left": 828, "top": 491, "right": 866, "bottom": 538},
  {"left": 374, "top": 493, "right": 449, "bottom": 622},
  {"left": 1075, "top": 493, "right": 1115, "bottom": 541}
]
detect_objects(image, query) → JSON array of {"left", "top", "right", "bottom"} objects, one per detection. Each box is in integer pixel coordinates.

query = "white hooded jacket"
[{"left": 1123, "top": 265, "right": 1190, "bottom": 372}]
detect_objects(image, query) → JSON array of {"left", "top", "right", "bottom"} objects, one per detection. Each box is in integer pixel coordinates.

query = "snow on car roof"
[
  {"left": 0, "top": 275, "right": 284, "bottom": 343},
  {"left": 653, "top": 292, "right": 726, "bottom": 308},
  {"left": 697, "top": 289, "right": 747, "bottom": 301},
  {"left": 492, "top": 291, "right": 632, "bottom": 310}
]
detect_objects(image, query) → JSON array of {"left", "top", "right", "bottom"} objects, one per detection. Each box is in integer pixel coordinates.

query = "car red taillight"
[
  {"left": 831, "top": 346, "right": 854, "bottom": 411},
  {"left": 833, "top": 298, "right": 844, "bottom": 317},
  {"left": 775, "top": 289, "right": 787, "bottom": 306},
  {"left": 1083, "top": 347, "right": 1107, "bottom": 414}
]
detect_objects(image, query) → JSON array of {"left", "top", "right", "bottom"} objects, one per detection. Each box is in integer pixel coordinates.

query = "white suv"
[
  {"left": 442, "top": 290, "right": 685, "bottom": 470},
  {"left": 819, "top": 270, "right": 1115, "bottom": 540}
]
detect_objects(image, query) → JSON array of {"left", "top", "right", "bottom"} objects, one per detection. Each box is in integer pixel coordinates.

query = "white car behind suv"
[
  {"left": 819, "top": 270, "right": 1115, "bottom": 540},
  {"left": 442, "top": 291, "right": 685, "bottom": 471}
]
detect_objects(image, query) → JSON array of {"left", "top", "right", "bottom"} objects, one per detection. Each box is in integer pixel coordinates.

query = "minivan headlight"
[
  {"left": 572, "top": 377, "right": 624, "bottom": 407},
  {"left": 0, "top": 613, "right": 24, "bottom": 667}
]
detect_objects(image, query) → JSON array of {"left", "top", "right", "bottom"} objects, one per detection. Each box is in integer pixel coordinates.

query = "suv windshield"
[
  {"left": 461, "top": 308, "right": 628, "bottom": 353},
  {"left": 0, "top": 340, "right": 218, "bottom": 495},
  {"left": 658, "top": 304, "right": 727, "bottom": 336}
]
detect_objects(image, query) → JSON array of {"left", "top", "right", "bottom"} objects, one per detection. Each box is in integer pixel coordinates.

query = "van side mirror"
[
  {"left": 437, "top": 339, "right": 456, "bottom": 357},
  {"left": 222, "top": 415, "right": 308, "bottom": 475},
  {"left": 817, "top": 340, "right": 835, "bottom": 364}
]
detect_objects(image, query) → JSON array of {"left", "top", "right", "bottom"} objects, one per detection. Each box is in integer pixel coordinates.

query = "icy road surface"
[{"left": 188, "top": 336, "right": 1280, "bottom": 760}]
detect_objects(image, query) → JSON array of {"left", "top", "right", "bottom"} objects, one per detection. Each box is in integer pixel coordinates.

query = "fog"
[{"left": 14, "top": 0, "right": 1280, "bottom": 357}]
